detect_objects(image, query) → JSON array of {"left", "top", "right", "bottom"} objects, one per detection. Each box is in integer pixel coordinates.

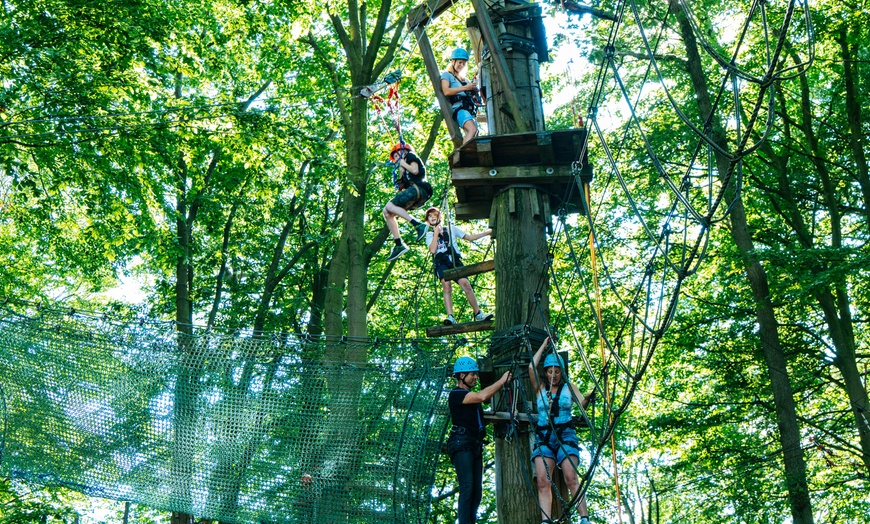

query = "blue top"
[
  {"left": 440, "top": 71, "right": 471, "bottom": 108},
  {"left": 535, "top": 383, "right": 574, "bottom": 427}
]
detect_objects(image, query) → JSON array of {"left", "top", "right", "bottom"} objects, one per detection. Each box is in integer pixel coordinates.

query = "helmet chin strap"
[{"left": 459, "top": 373, "right": 474, "bottom": 389}]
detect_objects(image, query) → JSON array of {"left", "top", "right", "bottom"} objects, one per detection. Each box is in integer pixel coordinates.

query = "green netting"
[{"left": 0, "top": 306, "right": 458, "bottom": 523}]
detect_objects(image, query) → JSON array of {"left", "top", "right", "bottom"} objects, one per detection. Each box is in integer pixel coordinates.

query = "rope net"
[{"left": 0, "top": 303, "right": 455, "bottom": 524}]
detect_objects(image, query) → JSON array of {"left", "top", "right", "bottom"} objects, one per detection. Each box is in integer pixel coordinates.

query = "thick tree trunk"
[
  {"left": 172, "top": 156, "right": 198, "bottom": 524},
  {"left": 493, "top": 187, "right": 549, "bottom": 524},
  {"left": 324, "top": 93, "right": 369, "bottom": 347},
  {"left": 728, "top": 200, "right": 814, "bottom": 524},
  {"left": 670, "top": 1, "right": 814, "bottom": 522},
  {"left": 788, "top": 61, "right": 870, "bottom": 472},
  {"left": 317, "top": 84, "right": 370, "bottom": 521},
  {"left": 837, "top": 27, "right": 870, "bottom": 229},
  {"left": 835, "top": 25, "right": 870, "bottom": 469}
]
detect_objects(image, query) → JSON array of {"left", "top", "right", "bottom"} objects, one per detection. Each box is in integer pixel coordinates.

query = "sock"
[
  {"left": 393, "top": 238, "right": 402, "bottom": 246},
  {"left": 410, "top": 219, "right": 421, "bottom": 226}
]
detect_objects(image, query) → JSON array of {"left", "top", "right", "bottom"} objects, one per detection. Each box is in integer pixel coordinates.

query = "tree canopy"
[{"left": 0, "top": 0, "right": 868, "bottom": 522}]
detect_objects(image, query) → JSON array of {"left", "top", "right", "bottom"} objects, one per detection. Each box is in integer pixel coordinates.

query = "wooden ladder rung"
[
  {"left": 483, "top": 412, "right": 590, "bottom": 428},
  {"left": 425, "top": 319, "right": 494, "bottom": 338},
  {"left": 483, "top": 411, "right": 531, "bottom": 423},
  {"left": 442, "top": 259, "right": 494, "bottom": 282}
]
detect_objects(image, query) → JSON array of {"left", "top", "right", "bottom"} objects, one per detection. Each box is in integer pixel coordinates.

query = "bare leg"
[
  {"left": 383, "top": 202, "right": 414, "bottom": 239},
  {"left": 561, "top": 455, "right": 587, "bottom": 516},
  {"left": 534, "top": 456, "right": 558, "bottom": 522},
  {"left": 462, "top": 119, "right": 478, "bottom": 144},
  {"left": 441, "top": 279, "right": 454, "bottom": 316},
  {"left": 456, "top": 277, "right": 480, "bottom": 312}
]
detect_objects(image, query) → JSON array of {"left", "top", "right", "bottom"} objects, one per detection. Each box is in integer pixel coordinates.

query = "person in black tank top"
[{"left": 446, "top": 356, "right": 511, "bottom": 524}]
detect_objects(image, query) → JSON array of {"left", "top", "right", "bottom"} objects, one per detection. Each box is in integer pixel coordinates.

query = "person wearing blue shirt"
[
  {"left": 440, "top": 48, "right": 480, "bottom": 145},
  {"left": 529, "top": 336, "right": 596, "bottom": 524}
]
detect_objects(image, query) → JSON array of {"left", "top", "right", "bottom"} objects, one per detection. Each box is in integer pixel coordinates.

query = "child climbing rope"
[
  {"left": 424, "top": 206, "right": 493, "bottom": 325},
  {"left": 440, "top": 48, "right": 480, "bottom": 145},
  {"left": 529, "top": 335, "right": 596, "bottom": 524},
  {"left": 383, "top": 142, "right": 432, "bottom": 261}
]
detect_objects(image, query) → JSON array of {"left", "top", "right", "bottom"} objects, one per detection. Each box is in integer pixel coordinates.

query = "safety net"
[{"left": 0, "top": 304, "right": 457, "bottom": 523}]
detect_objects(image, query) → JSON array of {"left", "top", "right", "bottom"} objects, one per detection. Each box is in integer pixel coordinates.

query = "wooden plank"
[
  {"left": 407, "top": 0, "right": 458, "bottom": 30},
  {"left": 455, "top": 201, "right": 491, "bottom": 221},
  {"left": 414, "top": 28, "right": 463, "bottom": 147},
  {"left": 542, "top": 193, "right": 552, "bottom": 232},
  {"left": 450, "top": 128, "right": 588, "bottom": 167},
  {"left": 451, "top": 165, "right": 574, "bottom": 184},
  {"left": 425, "top": 319, "right": 494, "bottom": 337},
  {"left": 442, "top": 259, "right": 495, "bottom": 281},
  {"left": 484, "top": 412, "right": 590, "bottom": 428},
  {"left": 530, "top": 189, "right": 541, "bottom": 219},
  {"left": 483, "top": 411, "right": 532, "bottom": 423},
  {"left": 536, "top": 132, "right": 556, "bottom": 164},
  {"left": 468, "top": 0, "right": 527, "bottom": 133},
  {"left": 476, "top": 138, "right": 494, "bottom": 166}
]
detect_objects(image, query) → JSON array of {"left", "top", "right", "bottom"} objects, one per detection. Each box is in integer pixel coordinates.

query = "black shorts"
[
  {"left": 390, "top": 184, "right": 430, "bottom": 211},
  {"left": 434, "top": 255, "right": 463, "bottom": 281}
]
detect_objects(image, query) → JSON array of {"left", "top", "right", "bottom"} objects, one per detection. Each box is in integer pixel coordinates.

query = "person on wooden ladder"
[
  {"left": 530, "top": 336, "right": 596, "bottom": 524},
  {"left": 424, "top": 206, "right": 493, "bottom": 325},
  {"left": 383, "top": 142, "right": 432, "bottom": 261},
  {"left": 441, "top": 48, "right": 480, "bottom": 145},
  {"left": 447, "top": 356, "right": 512, "bottom": 524}
]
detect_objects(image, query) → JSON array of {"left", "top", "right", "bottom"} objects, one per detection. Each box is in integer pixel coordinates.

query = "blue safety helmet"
[
  {"left": 453, "top": 356, "right": 479, "bottom": 374},
  {"left": 450, "top": 48, "right": 470, "bottom": 61},
  {"left": 543, "top": 353, "right": 564, "bottom": 369}
]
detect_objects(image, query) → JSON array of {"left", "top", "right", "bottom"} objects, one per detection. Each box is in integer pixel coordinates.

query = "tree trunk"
[
  {"left": 171, "top": 155, "right": 198, "bottom": 523},
  {"left": 834, "top": 24, "right": 870, "bottom": 469},
  {"left": 493, "top": 187, "right": 549, "bottom": 524},
  {"left": 670, "top": 1, "right": 814, "bottom": 522},
  {"left": 784, "top": 57, "right": 870, "bottom": 472}
]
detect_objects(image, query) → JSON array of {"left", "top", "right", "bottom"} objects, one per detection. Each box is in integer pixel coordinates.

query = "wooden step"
[
  {"left": 484, "top": 411, "right": 590, "bottom": 428},
  {"left": 441, "top": 259, "right": 494, "bottom": 282},
  {"left": 425, "top": 318, "right": 494, "bottom": 337},
  {"left": 484, "top": 411, "right": 531, "bottom": 423}
]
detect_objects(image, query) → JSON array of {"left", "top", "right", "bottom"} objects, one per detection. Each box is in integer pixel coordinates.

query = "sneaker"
[
  {"left": 414, "top": 223, "right": 427, "bottom": 242},
  {"left": 474, "top": 310, "right": 494, "bottom": 322},
  {"left": 443, "top": 315, "right": 456, "bottom": 326},
  {"left": 386, "top": 243, "right": 409, "bottom": 261},
  {"left": 579, "top": 518, "right": 591, "bottom": 524}
]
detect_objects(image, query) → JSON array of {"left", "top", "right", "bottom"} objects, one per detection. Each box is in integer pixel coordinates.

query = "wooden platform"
[
  {"left": 441, "top": 260, "right": 494, "bottom": 282},
  {"left": 450, "top": 129, "right": 593, "bottom": 220},
  {"left": 483, "top": 411, "right": 590, "bottom": 428},
  {"left": 450, "top": 129, "right": 591, "bottom": 168},
  {"left": 425, "top": 319, "right": 494, "bottom": 338}
]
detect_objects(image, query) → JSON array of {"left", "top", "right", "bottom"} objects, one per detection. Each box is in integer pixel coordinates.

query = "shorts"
[
  {"left": 531, "top": 427, "right": 581, "bottom": 465},
  {"left": 390, "top": 184, "right": 429, "bottom": 211},
  {"left": 455, "top": 109, "right": 476, "bottom": 128},
  {"left": 434, "top": 256, "right": 463, "bottom": 281}
]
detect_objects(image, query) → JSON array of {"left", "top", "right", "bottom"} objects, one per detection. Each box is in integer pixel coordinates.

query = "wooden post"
[
  {"left": 468, "top": 2, "right": 551, "bottom": 522},
  {"left": 492, "top": 188, "right": 549, "bottom": 524},
  {"left": 413, "top": 27, "right": 464, "bottom": 147}
]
